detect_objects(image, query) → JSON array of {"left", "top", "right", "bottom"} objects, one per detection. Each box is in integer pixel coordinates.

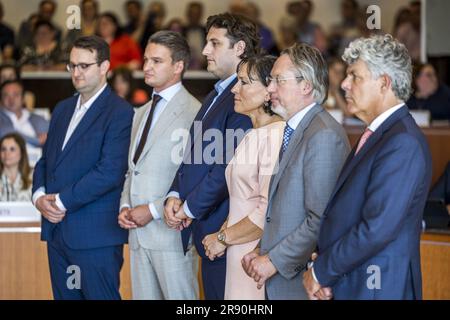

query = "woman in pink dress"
[{"left": 202, "top": 55, "right": 284, "bottom": 299}]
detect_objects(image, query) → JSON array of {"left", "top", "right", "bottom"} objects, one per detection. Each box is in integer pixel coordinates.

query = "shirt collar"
[
  {"left": 3, "top": 108, "right": 29, "bottom": 121},
  {"left": 368, "top": 103, "right": 405, "bottom": 132},
  {"left": 76, "top": 83, "right": 107, "bottom": 111},
  {"left": 214, "top": 73, "right": 237, "bottom": 95},
  {"left": 153, "top": 81, "right": 182, "bottom": 103},
  {"left": 287, "top": 102, "right": 317, "bottom": 130}
]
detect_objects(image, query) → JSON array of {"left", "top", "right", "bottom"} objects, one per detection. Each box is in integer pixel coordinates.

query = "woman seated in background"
[
  {"left": 97, "top": 12, "right": 142, "bottom": 71},
  {"left": 109, "top": 67, "right": 149, "bottom": 107},
  {"left": 0, "top": 133, "right": 32, "bottom": 202},
  {"left": 19, "top": 20, "right": 66, "bottom": 71},
  {"left": 407, "top": 63, "right": 450, "bottom": 121},
  {"left": 323, "top": 58, "right": 349, "bottom": 116},
  {"left": 202, "top": 55, "right": 284, "bottom": 300}
]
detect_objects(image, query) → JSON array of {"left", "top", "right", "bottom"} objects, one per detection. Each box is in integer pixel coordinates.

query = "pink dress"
[{"left": 224, "top": 121, "right": 284, "bottom": 300}]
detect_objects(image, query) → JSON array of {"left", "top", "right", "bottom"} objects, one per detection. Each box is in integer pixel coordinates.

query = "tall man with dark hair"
[
  {"left": 164, "top": 13, "right": 258, "bottom": 299},
  {"left": 32, "top": 35, "right": 134, "bottom": 300}
]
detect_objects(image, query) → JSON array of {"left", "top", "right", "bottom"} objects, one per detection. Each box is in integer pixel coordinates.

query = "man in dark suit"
[
  {"left": 303, "top": 34, "right": 432, "bottom": 300},
  {"left": 164, "top": 13, "right": 258, "bottom": 300},
  {"left": 32, "top": 35, "right": 134, "bottom": 300}
]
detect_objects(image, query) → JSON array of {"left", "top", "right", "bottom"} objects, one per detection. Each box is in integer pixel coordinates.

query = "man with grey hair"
[
  {"left": 118, "top": 30, "right": 201, "bottom": 299},
  {"left": 242, "top": 42, "right": 350, "bottom": 300},
  {"left": 303, "top": 34, "right": 432, "bottom": 300}
]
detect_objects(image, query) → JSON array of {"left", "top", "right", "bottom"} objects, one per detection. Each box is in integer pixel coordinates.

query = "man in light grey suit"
[
  {"left": 242, "top": 43, "right": 350, "bottom": 299},
  {"left": 118, "top": 31, "right": 201, "bottom": 300}
]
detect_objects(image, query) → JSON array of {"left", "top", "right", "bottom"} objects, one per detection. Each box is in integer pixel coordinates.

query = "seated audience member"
[
  {"left": 63, "top": 0, "right": 99, "bottom": 56},
  {"left": 323, "top": 58, "right": 348, "bottom": 116},
  {"left": 0, "top": 80, "right": 49, "bottom": 161},
  {"left": 109, "top": 67, "right": 149, "bottom": 107},
  {"left": 139, "top": 1, "right": 166, "bottom": 52},
  {"left": 0, "top": 64, "right": 36, "bottom": 111},
  {"left": 429, "top": 161, "right": 450, "bottom": 214},
  {"left": 19, "top": 20, "right": 66, "bottom": 71},
  {"left": 16, "top": 0, "right": 62, "bottom": 52},
  {"left": 393, "top": 6, "right": 421, "bottom": 63},
  {"left": 0, "top": 2, "right": 14, "bottom": 64},
  {"left": 183, "top": 2, "right": 206, "bottom": 70},
  {"left": 407, "top": 63, "right": 450, "bottom": 121},
  {"left": 97, "top": 12, "right": 142, "bottom": 70},
  {"left": 0, "top": 133, "right": 32, "bottom": 202},
  {"left": 123, "top": 0, "right": 145, "bottom": 42}
]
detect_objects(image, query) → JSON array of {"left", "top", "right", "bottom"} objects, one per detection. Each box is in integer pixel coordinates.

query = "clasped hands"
[
  {"left": 302, "top": 253, "right": 333, "bottom": 300},
  {"left": 118, "top": 205, "right": 153, "bottom": 229},
  {"left": 163, "top": 197, "right": 192, "bottom": 231},
  {"left": 241, "top": 248, "right": 277, "bottom": 290},
  {"left": 35, "top": 194, "right": 65, "bottom": 223}
]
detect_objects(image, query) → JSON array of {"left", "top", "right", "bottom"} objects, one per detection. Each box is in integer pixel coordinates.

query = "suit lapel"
[
  {"left": 328, "top": 106, "right": 410, "bottom": 204},
  {"left": 183, "top": 79, "right": 236, "bottom": 163},
  {"left": 268, "top": 104, "right": 322, "bottom": 203},
  {"left": 55, "top": 86, "right": 111, "bottom": 168},
  {"left": 137, "top": 88, "right": 188, "bottom": 165}
]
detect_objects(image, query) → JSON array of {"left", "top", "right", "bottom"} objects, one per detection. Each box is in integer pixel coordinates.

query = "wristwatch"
[{"left": 217, "top": 230, "right": 228, "bottom": 247}]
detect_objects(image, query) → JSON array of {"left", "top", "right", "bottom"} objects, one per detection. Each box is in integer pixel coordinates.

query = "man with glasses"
[
  {"left": 32, "top": 35, "right": 134, "bottom": 299},
  {"left": 242, "top": 43, "right": 350, "bottom": 299}
]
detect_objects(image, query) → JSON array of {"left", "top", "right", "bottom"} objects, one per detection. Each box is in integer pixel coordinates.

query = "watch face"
[{"left": 218, "top": 232, "right": 225, "bottom": 241}]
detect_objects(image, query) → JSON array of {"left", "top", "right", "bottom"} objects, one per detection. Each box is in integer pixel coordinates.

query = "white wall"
[{"left": 2, "top": 0, "right": 410, "bottom": 42}]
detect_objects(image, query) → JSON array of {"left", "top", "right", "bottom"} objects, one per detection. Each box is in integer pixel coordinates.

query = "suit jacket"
[
  {"left": 120, "top": 86, "right": 201, "bottom": 251},
  {"left": 261, "top": 104, "right": 350, "bottom": 300},
  {"left": 0, "top": 108, "right": 49, "bottom": 147},
  {"left": 169, "top": 78, "right": 253, "bottom": 258},
  {"left": 314, "top": 106, "right": 432, "bottom": 300},
  {"left": 32, "top": 85, "right": 134, "bottom": 250}
]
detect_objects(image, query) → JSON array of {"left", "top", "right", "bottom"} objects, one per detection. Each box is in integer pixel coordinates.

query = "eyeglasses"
[
  {"left": 266, "top": 75, "right": 303, "bottom": 86},
  {"left": 66, "top": 62, "right": 98, "bottom": 73}
]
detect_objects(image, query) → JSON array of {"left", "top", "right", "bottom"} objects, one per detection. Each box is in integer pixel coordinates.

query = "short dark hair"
[
  {"left": 72, "top": 35, "right": 110, "bottom": 64},
  {"left": 148, "top": 30, "right": 191, "bottom": 75},
  {"left": 0, "top": 64, "right": 21, "bottom": 83},
  {"left": 126, "top": 0, "right": 142, "bottom": 9},
  {"left": 206, "top": 12, "right": 260, "bottom": 59},
  {"left": 39, "top": 0, "right": 56, "bottom": 9},
  {"left": 0, "top": 79, "right": 25, "bottom": 96},
  {"left": 99, "top": 12, "right": 123, "bottom": 39},
  {"left": 237, "top": 55, "right": 277, "bottom": 115}
]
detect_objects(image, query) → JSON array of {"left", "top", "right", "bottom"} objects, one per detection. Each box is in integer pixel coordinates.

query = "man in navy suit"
[
  {"left": 164, "top": 13, "right": 258, "bottom": 300},
  {"left": 32, "top": 35, "right": 134, "bottom": 300},
  {"left": 303, "top": 34, "right": 432, "bottom": 300}
]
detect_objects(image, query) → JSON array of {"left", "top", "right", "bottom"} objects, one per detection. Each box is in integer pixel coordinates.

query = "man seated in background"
[{"left": 0, "top": 80, "right": 48, "bottom": 165}]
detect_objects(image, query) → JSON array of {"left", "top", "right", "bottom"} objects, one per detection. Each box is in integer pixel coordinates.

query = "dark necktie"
[
  {"left": 133, "top": 94, "right": 162, "bottom": 164},
  {"left": 279, "top": 123, "right": 295, "bottom": 160}
]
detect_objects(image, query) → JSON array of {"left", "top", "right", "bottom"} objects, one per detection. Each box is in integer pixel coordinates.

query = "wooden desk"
[
  {"left": 345, "top": 125, "right": 450, "bottom": 185},
  {"left": 0, "top": 222, "right": 449, "bottom": 300}
]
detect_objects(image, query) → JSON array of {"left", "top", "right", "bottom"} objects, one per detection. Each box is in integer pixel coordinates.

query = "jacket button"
[
  {"left": 134, "top": 171, "right": 140, "bottom": 176},
  {"left": 266, "top": 217, "right": 271, "bottom": 223}
]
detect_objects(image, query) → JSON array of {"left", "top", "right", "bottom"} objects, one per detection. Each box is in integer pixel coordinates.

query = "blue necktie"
[{"left": 280, "top": 123, "right": 294, "bottom": 159}]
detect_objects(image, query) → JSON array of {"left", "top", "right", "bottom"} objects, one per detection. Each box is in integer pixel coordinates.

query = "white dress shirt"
[
  {"left": 121, "top": 82, "right": 182, "bottom": 220},
  {"left": 32, "top": 84, "right": 108, "bottom": 211}
]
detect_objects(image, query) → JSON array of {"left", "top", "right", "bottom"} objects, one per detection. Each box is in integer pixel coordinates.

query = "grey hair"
[
  {"left": 342, "top": 34, "right": 412, "bottom": 101},
  {"left": 281, "top": 43, "right": 328, "bottom": 104}
]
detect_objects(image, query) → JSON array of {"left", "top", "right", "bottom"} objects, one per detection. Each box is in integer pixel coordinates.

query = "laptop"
[{"left": 423, "top": 199, "right": 450, "bottom": 229}]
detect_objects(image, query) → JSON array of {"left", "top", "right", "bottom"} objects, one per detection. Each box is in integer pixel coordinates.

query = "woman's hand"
[{"left": 202, "top": 232, "right": 227, "bottom": 261}]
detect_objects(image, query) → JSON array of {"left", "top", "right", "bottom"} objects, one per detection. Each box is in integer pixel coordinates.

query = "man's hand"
[
  {"left": 164, "top": 197, "right": 183, "bottom": 229},
  {"left": 118, "top": 207, "right": 137, "bottom": 229},
  {"left": 174, "top": 205, "right": 192, "bottom": 231},
  {"left": 129, "top": 205, "right": 153, "bottom": 227},
  {"left": 202, "top": 232, "right": 227, "bottom": 261},
  {"left": 303, "top": 253, "right": 333, "bottom": 300},
  {"left": 248, "top": 254, "right": 277, "bottom": 289},
  {"left": 35, "top": 194, "right": 65, "bottom": 223},
  {"left": 242, "top": 247, "right": 260, "bottom": 277}
]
